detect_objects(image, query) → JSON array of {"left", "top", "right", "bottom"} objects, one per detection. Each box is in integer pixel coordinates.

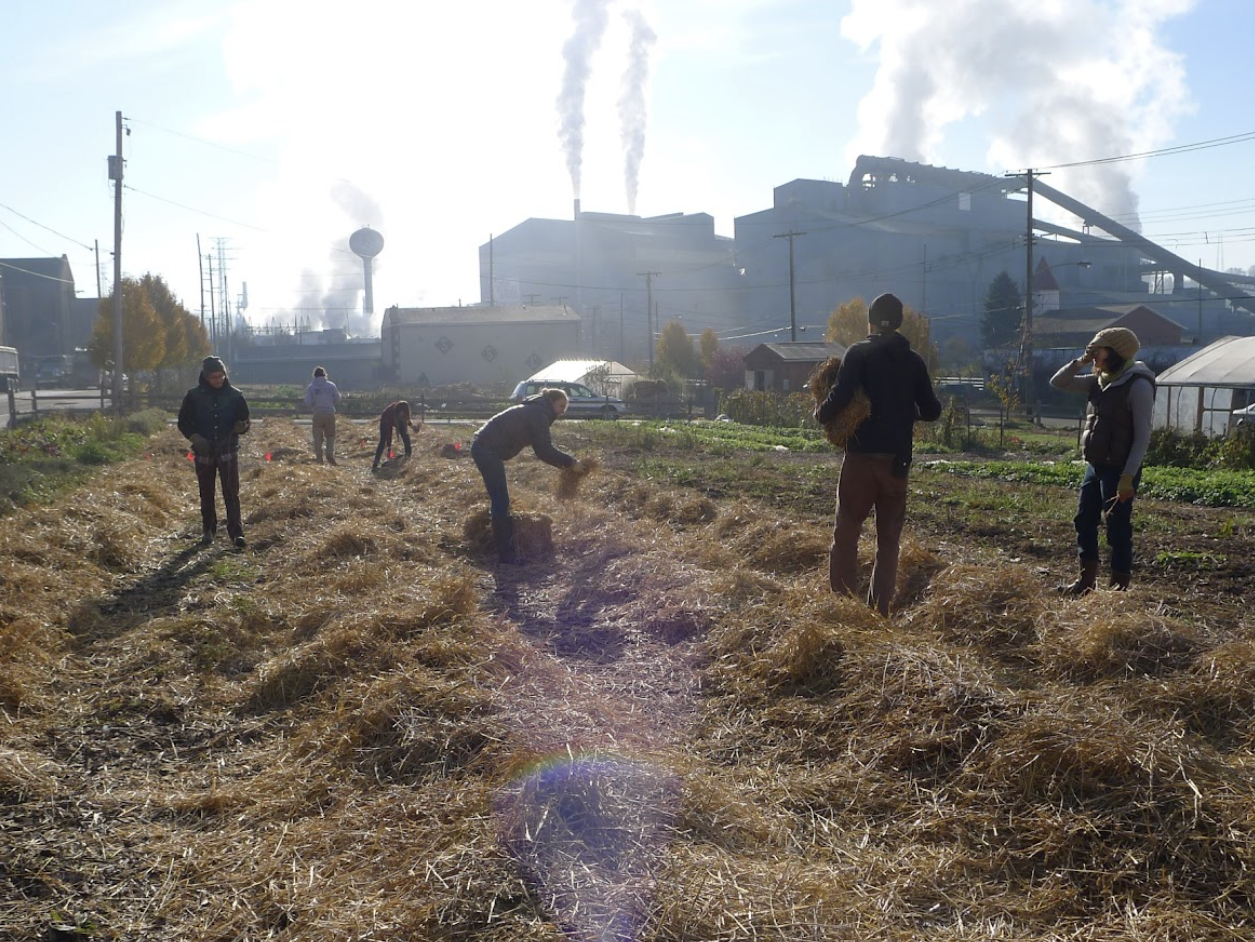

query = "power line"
[
  {"left": 0, "top": 202, "right": 94, "bottom": 251},
  {"left": 123, "top": 185, "right": 267, "bottom": 231},
  {"left": 1036, "top": 129, "right": 1255, "bottom": 171},
  {"left": 126, "top": 117, "right": 278, "bottom": 164}
]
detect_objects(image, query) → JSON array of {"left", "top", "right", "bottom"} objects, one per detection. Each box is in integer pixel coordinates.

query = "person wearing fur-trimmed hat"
[
  {"left": 814, "top": 293, "right": 942, "bottom": 616},
  {"left": 177, "top": 355, "right": 252, "bottom": 548},
  {"left": 1050, "top": 326, "right": 1157, "bottom": 594}
]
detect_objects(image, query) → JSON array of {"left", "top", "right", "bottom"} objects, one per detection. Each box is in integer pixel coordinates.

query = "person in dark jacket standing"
[
  {"left": 177, "top": 355, "right": 252, "bottom": 548},
  {"left": 303, "top": 366, "right": 342, "bottom": 465},
  {"left": 1050, "top": 327, "right": 1156, "bottom": 594},
  {"left": 471, "top": 388, "right": 581, "bottom": 564},
  {"left": 371, "top": 400, "right": 420, "bottom": 472},
  {"left": 815, "top": 293, "right": 942, "bottom": 615}
]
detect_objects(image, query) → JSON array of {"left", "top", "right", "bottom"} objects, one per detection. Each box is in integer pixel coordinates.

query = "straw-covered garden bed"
[{"left": 1, "top": 415, "right": 1253, "bottom": 940}]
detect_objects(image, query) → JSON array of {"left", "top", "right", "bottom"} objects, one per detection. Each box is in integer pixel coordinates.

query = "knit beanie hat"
[
  {"left": 202, "top": 355, "right": 226, "bottom": 375},
  {"left": 1086, "top": 327, "right": 1139, "bottom": 360},
  {"left": 868, "top": 293, "right": 904, "bottom": 330}
]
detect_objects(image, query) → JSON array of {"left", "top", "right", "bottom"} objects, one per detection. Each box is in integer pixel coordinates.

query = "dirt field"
[{"left": 2, "top": 417, "right": 1254, "bottom": 941}]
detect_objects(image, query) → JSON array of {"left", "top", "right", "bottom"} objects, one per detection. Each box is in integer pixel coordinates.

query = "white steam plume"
[
  {"left": 557, "top": 0, "right": 613, "bottom": 198},
  {"left": 840, "top": 0, "right": 1196, "bottom": 228},
  {"left": 618, "top": 8, "right": 656, "bottom": 216}
]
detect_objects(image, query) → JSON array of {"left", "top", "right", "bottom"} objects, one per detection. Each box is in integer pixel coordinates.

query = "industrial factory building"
[
  {"left": 479, "top": 156, "right": 1255, "bottom": 358},
  {"left": 480, "top": 207, "right": 737, "bottom": 365},
  {"left": 380, "top": 304, "right": 582, "bottom": 388}
]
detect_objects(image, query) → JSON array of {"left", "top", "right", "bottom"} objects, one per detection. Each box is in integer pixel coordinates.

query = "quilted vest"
[{"left": 1082, "top": 373, "right": 1155, "bottom": 468}]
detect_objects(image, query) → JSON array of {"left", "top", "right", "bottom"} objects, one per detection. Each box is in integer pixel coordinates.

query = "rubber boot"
[
  {"left": 492, "top": 515, "right": 521, "bottom": 565},
  {"left": 1061, "top": 558, "right": 1099, "bottom": 596},
  {"left": 1109, "top": 571, "right": 1131, "bottom": 591}
]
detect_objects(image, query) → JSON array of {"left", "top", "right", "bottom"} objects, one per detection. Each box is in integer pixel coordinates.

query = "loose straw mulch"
[
  {"left": 808, "top": 355, "right": 872, "bottom": 448},
  {"left": 555, "top": 455, "right": 601, "bottom": 499}
]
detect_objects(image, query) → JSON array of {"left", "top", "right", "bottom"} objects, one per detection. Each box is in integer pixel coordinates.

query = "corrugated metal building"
[{"left": 380, "top": 304, "right": 582, "bottom": 388}]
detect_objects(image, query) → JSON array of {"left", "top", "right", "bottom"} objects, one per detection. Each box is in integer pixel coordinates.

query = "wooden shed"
[{"left": 743, "top": 342, "right": 847, "bottom": 393}]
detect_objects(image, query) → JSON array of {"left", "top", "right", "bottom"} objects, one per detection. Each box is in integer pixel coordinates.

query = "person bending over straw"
[
  {"left": 814, "top": 293, "right": 942, "bottom": 615},
  {"left": 371, "top": 400, "right": 420, "bottom": 472},
  {"left": 471, "top": 388, "right": 581, "bottom": 564}
]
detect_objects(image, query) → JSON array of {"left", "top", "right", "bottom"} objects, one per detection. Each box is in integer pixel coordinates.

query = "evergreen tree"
[{"left": 981, "top": 271, "right": 1023, "bottom": 349}]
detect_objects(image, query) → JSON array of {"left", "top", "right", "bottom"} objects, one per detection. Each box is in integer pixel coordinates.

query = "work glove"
[
  {"left": 233, "top": 418, "right": 251, "bottom": 435},
  {"left": 1116, "top": 473, "right": 1136, "bottom": 502},
  {"left": 189, "top": 433, "right": 211, "bottom": 454}
]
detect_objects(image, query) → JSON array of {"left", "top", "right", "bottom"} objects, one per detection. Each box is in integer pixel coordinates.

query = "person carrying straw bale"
[
  {"left": 371, "top": 400, "right": 420, "bottom": 473},
  {"left": 471, "top": 388, "right": 582, "bottom": 564},
  {"left": 303, "top": 366, "right": 342, "bottom": 465},
  {"left": 177, "top": 355, "right": 252, "bottom": 548},
  {"left": 814, "top": 293, "right": 942, "bottom": 615},
  {"left": 1050, "top": 327, "right": 1156, "bottom": 594}
]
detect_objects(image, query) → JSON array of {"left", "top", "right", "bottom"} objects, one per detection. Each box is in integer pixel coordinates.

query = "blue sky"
[{"left": 1, "top": 0, "right": 1251, "bottom": 337}]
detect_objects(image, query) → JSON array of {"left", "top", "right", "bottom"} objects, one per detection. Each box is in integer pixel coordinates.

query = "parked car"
[{"left": 509, "top": 380, "right": 626, "bottom": 418}]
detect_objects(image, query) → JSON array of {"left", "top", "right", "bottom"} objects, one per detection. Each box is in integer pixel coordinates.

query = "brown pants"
[
  {"left": 829, "top": 452, "right": 909, "bottom": 616},
  {"left": 311, "top": 412, "right": 337, "bottom": 461}
]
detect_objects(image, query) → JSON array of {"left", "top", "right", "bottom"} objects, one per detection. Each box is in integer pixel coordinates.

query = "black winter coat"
[
  {"left": 816, "top": 331, "right": 941, "bottom": 469},
  {"left": 177, "top": 374, "right": 251, "bottom": 456},
  {"left": 472, "top": 396, "right": 576, "bottom": 468}
]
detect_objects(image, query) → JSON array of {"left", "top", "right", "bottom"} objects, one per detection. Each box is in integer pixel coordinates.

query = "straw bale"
[
  {"left": 555, "top": 455, "right": 600, "bottom": 499},
  {"left": 808, "top": 355, "right": 872, "bottom": 448},
  {"left": 463, "top": 508, "right": 554, "bottom": 559},
  {"left": 807, "top": 356, "right": 843, "bottom": 406}
]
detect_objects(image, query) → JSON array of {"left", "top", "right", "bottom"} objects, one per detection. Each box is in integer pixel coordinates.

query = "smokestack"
[{"left": 574, "top": 198, "right": 581, "bottom": 220}]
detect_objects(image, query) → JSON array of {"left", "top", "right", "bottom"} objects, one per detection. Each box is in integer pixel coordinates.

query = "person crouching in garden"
[
  {"left": 178, "top": 355, "right": 252, "bottom": 548},
  {"left": 471, "top": 388, "right": 581, "bottom": 564},
  {"left": 303, "top": 366, "right": 341, "bottom": 465},
  {"left": 371, "top": 400, "right": 420, "bottom": 472},
  {"left": 1050, "top": 327, "right": 1157, "bottom": 594}
]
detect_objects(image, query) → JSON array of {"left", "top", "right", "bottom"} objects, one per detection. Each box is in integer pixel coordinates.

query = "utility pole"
[
  {"left": 638, "top": 270, "right": 659, "bottom": 368},
  {"left": 488, "top": 234, "right": 494, "bottom": 307},
  {"left": 94, "top": 240, "right": 102, "bottom": 299},
  {"left": 197, "top": 234, "right": 206, "bottom": 332},
  {"left": 207, "top": 254, "right": 217, "bottom": 349},
  {"left": 108, "top": 110, "right": 124, "bottom": 412},
  {"left": 773, "top": 231, "right": 806, "bottom": 341},
  {"left": 619, "top": 291, "right": 625, "bottom": 363}
]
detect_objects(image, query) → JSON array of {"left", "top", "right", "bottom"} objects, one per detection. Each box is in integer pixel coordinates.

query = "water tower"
[{"left": 349, "top": 227, "right": 385, "bottom": 315}]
